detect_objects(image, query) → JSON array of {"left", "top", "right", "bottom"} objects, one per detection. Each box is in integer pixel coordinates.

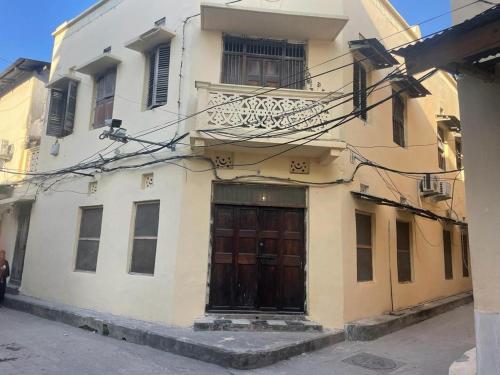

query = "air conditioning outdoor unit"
[
  {"left": 419, "top": 174, "right": 439, "bottom": 197},
  {"left": 434, "top": 181, "right": 452, "bottom": 201},
  {"left": 0, "top": 140, "right": 13, "bottom": 161}
]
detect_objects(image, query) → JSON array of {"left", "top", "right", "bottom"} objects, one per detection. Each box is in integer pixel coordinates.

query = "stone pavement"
[{"left": 0, "top": 303, "right": 475, "bottom": 374}]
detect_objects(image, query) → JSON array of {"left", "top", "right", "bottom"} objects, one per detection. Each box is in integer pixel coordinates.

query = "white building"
[{"left": 1, "top": 0, "right": 471, "bottom": 329}]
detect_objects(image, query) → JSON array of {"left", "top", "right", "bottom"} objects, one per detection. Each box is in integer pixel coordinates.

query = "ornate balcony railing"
[{"left": 195, "top": 82, "right": 338, "bottom": 134}]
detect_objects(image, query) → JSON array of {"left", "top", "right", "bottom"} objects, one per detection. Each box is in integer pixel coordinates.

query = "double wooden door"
[{"left": 209, "top": 205, "right": 305, "bottom": 312}]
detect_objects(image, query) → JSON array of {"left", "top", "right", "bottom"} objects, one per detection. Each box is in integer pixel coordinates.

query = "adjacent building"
[
  {"left": 0, "top": 58, "right": 50, "bottom": 286},
  {"left": 2, "top": 0, "right": 472, "bottom": 329},
  {"left": 396, "top": 2, "right": 500, "bottom": 373}
]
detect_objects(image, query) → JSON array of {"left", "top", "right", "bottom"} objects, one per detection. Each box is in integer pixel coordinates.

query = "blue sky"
[{"left": 0, "top": 0, "right": 452, "bottom": 71}]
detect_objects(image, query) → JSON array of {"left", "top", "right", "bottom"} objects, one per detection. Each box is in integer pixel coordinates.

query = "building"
[
  {"left": 3, "top": 0, "right": 472, "bottom": 330},
  {"left": 0, "top": 58, "right": 50, "bottom": 286},
  {"left": 395, "top": 2, "right": 500, "bottom": 373}
]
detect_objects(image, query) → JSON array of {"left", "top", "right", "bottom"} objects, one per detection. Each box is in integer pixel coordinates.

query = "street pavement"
[{"left": 0, "top": 304, "right": 475, "bottom": 374}]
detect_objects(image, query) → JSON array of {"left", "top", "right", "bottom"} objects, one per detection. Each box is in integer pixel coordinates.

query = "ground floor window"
[
  {"left": 75, "top": 206, "right": 103, "bottom": 272},
  {"left": 396, "top": 220, "right": 412, "bottom": 282},
  {"left": 443, "top": 230, "right": 453, "bottom": 280},
  {"left": 462, "top": 231, "right": 470, "bottom": 277},
  {"left": 356, "top": 212, "right": 373, "bottom": 282},
  {"left": 130, "top": 201, "right": 160, "bottom": 275}
]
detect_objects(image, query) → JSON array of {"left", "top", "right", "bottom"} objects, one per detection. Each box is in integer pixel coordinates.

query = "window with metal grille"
[
  {"left": 75, "top": 207, "right": 103, "bottom": 272},
  {"left": 356, "top": 212, "right": 373, "bottom": 282},
  {"left": 222, "top": 36, "right": 306, "bottom": 89},
  {"left": 353, "top": 61, "right": 367, "bottom": 121},
  {"left": 456, "top": 137, "right": 463, "bottom": 170},
  {"left": 462, "top": 231, "right": 470, "bottom": 277},
  {"left": 93, "top": 68, "right": 116, "bottom": 129},
  {"left": 392, "top": 91, "right": 406, "bottom": 147},
  {"left": 438, "top": 127, "right": 446, "bottom": 170},
  {"left": 46, "top": 81, "right": 78, "bottom": 138},
  {"left": 396, "top": 220, "right": 412, "bottom": 282},
  {"left": 147, "top": 43, "right": 171, "bottom": 109},
  {"left": 443, "top": 230, "right": 453, "bottom": 280},
  {"left": 130, "top": 201, "right": 160, "bottom": 275}
]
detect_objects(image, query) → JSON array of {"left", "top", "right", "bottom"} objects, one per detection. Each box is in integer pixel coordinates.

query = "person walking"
[{"left": 0, "top": 250, "right": 10, "bottom": 306}]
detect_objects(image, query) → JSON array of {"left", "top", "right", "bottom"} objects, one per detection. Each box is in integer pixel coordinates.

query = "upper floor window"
[
  {"left": 46, "top": 80, "right": 78, "bottom": 138},
  {"left": 456, "top": 137, "right": 463, "bottom": 170},
  {"left": 392, "top": 91, "right": 406, "bottom": 147},
  {"left": 222, "top": 36, "right": 306, "bottom": 89},
  {"left": 147, "top": 43, "right": 171, "bottom": 109},
  {"left": 438, "top": 127, "right": 446, "bottom": 170},
  {"left": 353, "top": 61, "right": 367, "bottom": 121},
  {"left": 93, "top": 68, "right": 116, "bottom": 129}
]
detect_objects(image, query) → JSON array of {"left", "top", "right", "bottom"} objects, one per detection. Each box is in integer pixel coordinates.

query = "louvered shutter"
[
  {"left": 46, "top": 89, "right": 66, "bottom": 137},
  {"left": 359, "top": 64, "right": 367, "bottom": 120},
  {"left": 353, "top": 62, "right": 360, "bottom": 111},
  {"left": 63, "top": 80, "right": 78, "bottom": 136},
  {"left": 148, "top": 44, "right": 170, "bottom": 108}
]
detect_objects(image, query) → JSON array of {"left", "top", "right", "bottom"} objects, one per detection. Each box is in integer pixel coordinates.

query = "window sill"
[
  {"left": 74, "top": 269, "right": 97, "bottom": 274},
  {"left": 128, "top": 272, "right": 155, "bottom": 277}
]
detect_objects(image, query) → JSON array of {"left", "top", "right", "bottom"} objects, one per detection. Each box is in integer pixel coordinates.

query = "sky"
[{"left": 0, "top": 0, "right": 453, "bottom": 71}]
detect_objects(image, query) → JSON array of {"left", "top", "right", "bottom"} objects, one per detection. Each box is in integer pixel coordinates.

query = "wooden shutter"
[
  {"left": 63, "top": 80, "right": 78, "bottom": 136},
  {"left": 443, "top": 230, "right": 453, "bottom": 280},
  {"left": 148, "top": 44, "right": 170, "bottom": 108},
  {"left": 46, "top": 89, "right": 66, "bottom": 137},
  {"left": 94, "top": 69, "right": 116, "bottom": 128}
]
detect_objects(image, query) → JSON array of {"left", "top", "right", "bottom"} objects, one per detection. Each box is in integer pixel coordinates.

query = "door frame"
[
  {"left": 9, "top": 202, "right": 33, "bottom": 287},
  {"left": 206, "top": 182, "right": 308, "bottom": 314}
]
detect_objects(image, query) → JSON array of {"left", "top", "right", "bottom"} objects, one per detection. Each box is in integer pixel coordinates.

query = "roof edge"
[{"left": 53, "top": 0, "right": 112, "bottom": 37}]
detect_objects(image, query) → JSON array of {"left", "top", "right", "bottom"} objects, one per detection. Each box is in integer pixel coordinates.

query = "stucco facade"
[{"left": 1, "top": 0, "right": 471, "bottom": 329}]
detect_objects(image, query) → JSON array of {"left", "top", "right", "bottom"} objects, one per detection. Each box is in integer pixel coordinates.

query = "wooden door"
[
  {"left": 209, "top": 205, "right": 305, "bottom": 312},
  {"left": 10, "top": 204, "right": 32, "bottom": 286}
]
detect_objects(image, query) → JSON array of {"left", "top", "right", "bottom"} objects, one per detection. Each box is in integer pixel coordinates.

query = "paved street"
[{"left": 0, "top": 304, "right": 474, "bottom": 375}]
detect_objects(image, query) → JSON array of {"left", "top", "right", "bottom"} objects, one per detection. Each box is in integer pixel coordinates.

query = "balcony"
[{"left": 191, "top": 82, "right": 346, "bottom": 165}]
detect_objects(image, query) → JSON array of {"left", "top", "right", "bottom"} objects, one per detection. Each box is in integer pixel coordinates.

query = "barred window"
[{"left": 222, "top": 36, "right": 306, "bottom": 89}]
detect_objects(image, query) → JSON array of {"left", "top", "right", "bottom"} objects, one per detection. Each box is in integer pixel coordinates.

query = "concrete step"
[{"left": 194, "top": 316, "right": 323, "bottom": 332}]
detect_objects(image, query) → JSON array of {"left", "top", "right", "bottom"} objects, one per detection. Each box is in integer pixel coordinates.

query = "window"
[
  {"left": 46, "top": 80, "right": 78, "bottom": 137},
  {"left": 462, "top": 231, "right": 470, "bottom": 277},
  {"left": 93, "top": 68, "right": 116, "bottom": 128},
  {"left": 443, "top": 230, "right": 453, "bottom": 280},
  {"left": 356, "top": 212, "right": 373, "bottom": 282},
  {"left": 456, "top": 137, "right": 463, "bottom": 170},
  {"left": 396, "top": 220, "right": 412, "bottom": 282},
  {"left": 75, "top": 207, "right": 103, "bottom": 272},
  {"left": 353, "top": 61, "right": 367, "bottom": 121},
  {"left": 130, "top": 201, "right": 160, "bottom": 275},
  {"left": 222, "top": 36, "right": 306, "bottom": 89},
  {"left": 438, "top": 127, "right": 446, "bottom": 170},
  {"left": 147, "top": 43, "right": 171, "bottom": 108},
  {"left": 392, "top": 91, "right": 406, "bottom": 147}
]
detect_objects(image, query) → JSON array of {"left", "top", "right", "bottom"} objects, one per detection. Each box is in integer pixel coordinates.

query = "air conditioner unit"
[
  {"left": 0, "top": 140, "right": 13, "bottom": 161},
  {"left": 434, "top": 181, "right": 452, "bottom": 201},
  {"left": 419, "top": 174, "right": 439, "bottom": 197}
]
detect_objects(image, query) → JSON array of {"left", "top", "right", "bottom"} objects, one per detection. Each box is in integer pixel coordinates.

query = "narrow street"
[{"left": 0, "top": 304, "right": 474, "bottom": 375}]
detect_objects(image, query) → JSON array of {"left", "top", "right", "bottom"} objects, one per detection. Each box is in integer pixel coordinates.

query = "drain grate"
[{"left": 343, "top": 352, "right": 403, "bottom": 373}]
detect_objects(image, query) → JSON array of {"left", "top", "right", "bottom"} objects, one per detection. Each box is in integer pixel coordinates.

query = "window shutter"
[
  {"left": 63, "top": 80, "right": 78, "bottom": 136},
  {"left": 360, "top": 64, "right": 367, "bottom": 120},
  {"left": 46, "top": 89, "right": 66, "bottom": 137},
  {"left": 148, "top": 44, "right": 170, "bottom": 108},
  {"left": 353, "top": 62, "right": 360, "bottom": 110}
]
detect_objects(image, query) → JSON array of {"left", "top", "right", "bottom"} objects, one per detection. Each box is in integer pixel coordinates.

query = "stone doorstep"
[
  {"left": 194, "top": 316, "right": 323, "bottom": 332},
  {"left": 345, "top": 292, "right": 474, "bottom": 341},
  {"left": 3, "top": 294, "right": 343, "bottom": 370}
]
